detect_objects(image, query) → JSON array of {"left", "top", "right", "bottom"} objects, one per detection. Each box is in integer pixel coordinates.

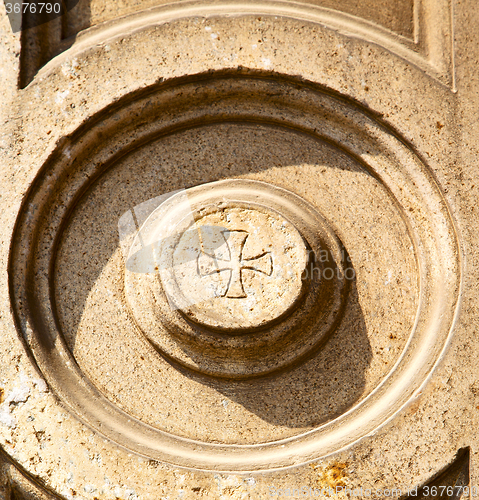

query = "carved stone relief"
[
  {"left": 0, "top": 0, "right": 477, "bottom": 498},
  {"left": 17, "top": 0, "right": 454, "bottom": 87}
]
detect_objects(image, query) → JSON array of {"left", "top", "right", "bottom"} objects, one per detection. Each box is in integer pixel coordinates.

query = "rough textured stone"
[{"left": 0, "top": 0, "right": 478, "bottom": 498}]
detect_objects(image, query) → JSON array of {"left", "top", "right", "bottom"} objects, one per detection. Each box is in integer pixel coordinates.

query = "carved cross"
[{"left": 197, "top": 229, "right": 273, "bottom": 298}]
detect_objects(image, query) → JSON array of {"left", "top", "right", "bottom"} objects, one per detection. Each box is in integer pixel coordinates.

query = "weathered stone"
[
  {"left": 125, "top": 179, "right": 347, "bottom": 378},
  {"left": 0, "top": 0, "right": 478, "bottom": 498}
]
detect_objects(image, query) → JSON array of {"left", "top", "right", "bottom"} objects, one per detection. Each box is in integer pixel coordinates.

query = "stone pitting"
[
  {"left": 197, "top": 229, "right": 273, "bottom": 299},
  {"left": 4, "top": 56, "right": 462, "bottom": 478},
  {"left": 165, "top": 204, "right": 310, "bottom": 332}
]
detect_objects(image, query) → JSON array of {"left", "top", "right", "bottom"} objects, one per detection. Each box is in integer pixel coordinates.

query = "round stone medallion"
[
  {"left": 9, "top": 73, "right": 460, "bottom": 471},
  {"left": 125, "top": 179, "right": 348, "bottom": 378},
  {"left": 164, "top": 205, "right": 308, "bottom": 331}
]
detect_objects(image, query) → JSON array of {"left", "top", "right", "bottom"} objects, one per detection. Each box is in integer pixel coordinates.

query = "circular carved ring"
[
  {"left": 9, "top": 72, "right": 460, "bottom": 470},
  {"left": 125, "top": 179, "right": 348, "bottom": 378}
]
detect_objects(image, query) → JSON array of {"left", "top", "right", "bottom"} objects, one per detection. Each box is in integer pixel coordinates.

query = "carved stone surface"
[
  {"left": 125, "top": 179, "right": 347, "bottom": 378},
  {"left": 0, "top": 0, "right": 478, "bottom": 498}
]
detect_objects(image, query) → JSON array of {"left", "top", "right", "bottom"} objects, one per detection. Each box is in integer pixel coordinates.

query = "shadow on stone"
[
  {"left": 18, "top": 72, "right": 419, "bottom": 442},
  {"left": 174, "top": 272, "right": 371, "bottom": 429},
  {"left": 50, "top": 122, "right": 375, "bottom": 430},
  {"left": 0, "top": 444, "right": 62, "bottom": 499},
  {"left": 19, "top": 0, "right": 91, "bottom": 87},
  {"left": 402, "top": 448, "right": 470, "bottom": 500}
]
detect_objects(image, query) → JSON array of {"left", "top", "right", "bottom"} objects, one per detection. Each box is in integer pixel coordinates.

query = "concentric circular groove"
[
  {"left": 9, "top": 73, "right": 460, "bottom": 471},
  {"left": 125, "top": 178, "right": 348, "bottom": 379}
]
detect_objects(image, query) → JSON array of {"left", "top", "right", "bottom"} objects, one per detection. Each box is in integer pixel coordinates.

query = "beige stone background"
[{"left": 0, "top": 0, "right": 478, "bottom": 498}]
